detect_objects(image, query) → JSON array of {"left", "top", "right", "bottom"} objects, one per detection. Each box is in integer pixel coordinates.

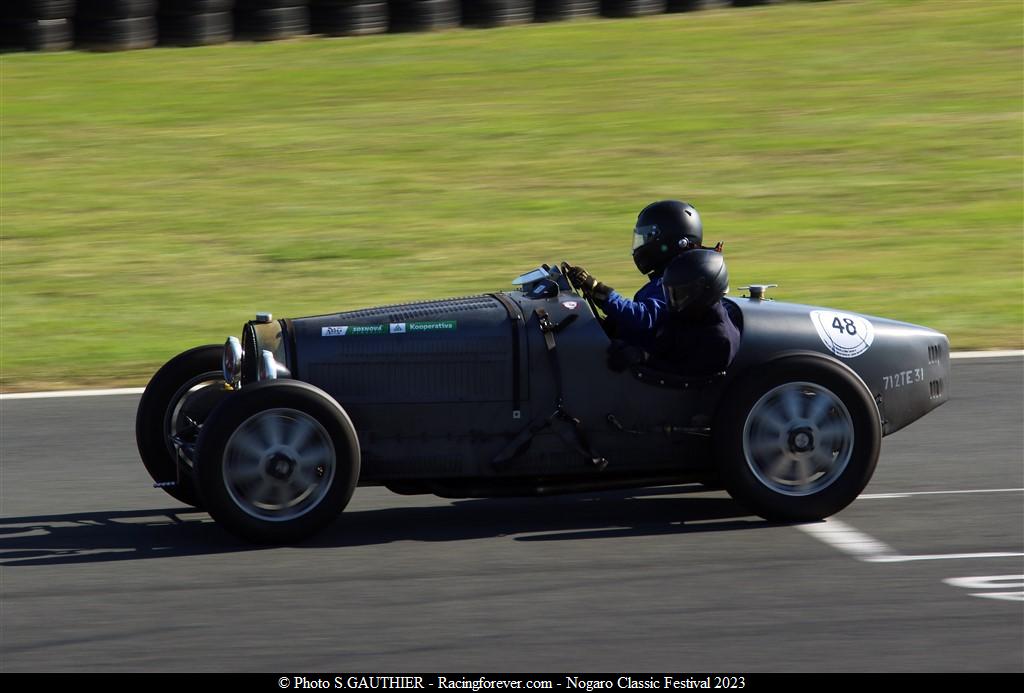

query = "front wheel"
[
  {"left": 713, "top": 357, "right": 881, "bottom": 521},
  {"left": 196, "top": 380, "right": 360, "bottom": 544},
  {"left": 135, "top": 344, "right": 229, "bottom": 507}
]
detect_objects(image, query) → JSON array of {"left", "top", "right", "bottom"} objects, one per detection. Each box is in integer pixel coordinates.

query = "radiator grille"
[{"left": 929, "top": 379, "right": 944, "bottom": 399}]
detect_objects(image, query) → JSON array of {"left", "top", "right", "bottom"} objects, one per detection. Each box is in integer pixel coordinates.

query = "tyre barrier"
[
  {"left": 1, "top": 0, "right": 75, "bottom": 51},
  {"left": 2, "top": 0, "right": 828, "bottom": 51},
  {"left": 461, "top": 0, "right": 533, "bottom": 28},
  {"left": 75, "top": 0, "right": 157, "bottom": 50},
  {"left": 235, "top": 0, "right": 310, "bottom": 40},
  {"left": 534, "top": 0, "right": 598, "bottom": 22},
  {"left": 158, "top": 0, "right": 234, "bottom": 46},
  {"left": 310, "top": 0, "right": 388, "bottom": 36},
  {"left": 389, "top": 0, "right": 460, "bottom": 33},
  {"left": 600, "top": 0, "right": 666, "bottom": 17},
  {"left": 666, "top": 0, "right": 703, "bottom": 11}
]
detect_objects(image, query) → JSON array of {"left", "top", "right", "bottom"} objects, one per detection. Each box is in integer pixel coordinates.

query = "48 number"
[{"left": 832, "top": 317, "right": 857, "bottom": 335}]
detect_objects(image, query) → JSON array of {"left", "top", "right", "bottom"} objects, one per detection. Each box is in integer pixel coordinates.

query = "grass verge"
[{"left": 2, "top": 0, "right": 1021, "bottom": 388}]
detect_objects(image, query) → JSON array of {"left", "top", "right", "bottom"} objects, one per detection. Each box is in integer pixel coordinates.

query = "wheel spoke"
[
  {"left": 758, "top": 408, "right": 789, "bottom": 435},
  {"left": 288, "top": 478, "right": 312, "bottom": 500},
  {"left": 807, "top": 392, "right": 834, "bottom": 428},
  {"left": 229, "top": 463, "right": 263, "bottom": 488},
  {"left": 793, "top": 457, "right": 814, "bottom": 486},
  {"left": 283, "top": 415, "right": 315, "bottom": 450},
  {"left": 748, "top": 437, "right": 782, "bottom": 462},
  {"left": 249, "top": 479, "right": 274, "bottom": 505},
  {"left": 268, "top": 482, "right": 289, "bottom": 508},
  {"left": 230, "top": 434, "right": 267, "bottom": 463},
  {"left": 259, "top": 414, "right": 284, "bottom": 448},
  {"left": 780, "top": 388, "right": 804, "bottom": 420},
  {"left": 817, "top": 420, "right": 850, "bottom": 445},
  {"left": 764, "top": 453, "right": 790, "bottom": 482},
  {"left": 810, "top": 446, "right": 837, "bottom": 473},
  {"left": 298, "top": 446, "right": 332, "bottom": 472}
]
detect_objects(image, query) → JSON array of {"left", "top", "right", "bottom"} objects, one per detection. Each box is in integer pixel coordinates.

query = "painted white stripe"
[
  {"left": 868, "top": 552, "right": 1024, "bottom": 563},
  {"left": 944, "top": 575, "right": 1024, "bottom": 590},
  {"left": 860, "top": 488, "right": 1024, "bottom": 500},
  {"left": 797, "top": 518, "right": 1024, "bottom": 564},
  {"left": 796, "top": 518, "right": 899, "bottom": 561},
  {"left": 0, "top": 387, "right": 145, "bottom": 401},
  {"left": 943, "top": 576, "right": 1024, "bottom": 602},
  {"left": 950, "top": 350, "right": 1024, "bottom": 359},
  {"left": 970, "top": 591, "right": 1024, "bottom": 602}
]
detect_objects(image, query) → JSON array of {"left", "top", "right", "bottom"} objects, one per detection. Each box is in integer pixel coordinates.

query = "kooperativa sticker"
[{"left": 810, "top": 310, "right": 875, "bottom": 358}]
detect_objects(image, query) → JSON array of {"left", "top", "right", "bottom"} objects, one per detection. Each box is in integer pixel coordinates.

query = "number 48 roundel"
[{"left": 810, "top": 310, "right": 875, "bottom": 358}]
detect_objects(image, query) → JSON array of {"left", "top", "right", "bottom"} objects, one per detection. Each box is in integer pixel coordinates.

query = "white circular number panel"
[{"left": 810, "top": 310, "right": 875, "bottom": 358}]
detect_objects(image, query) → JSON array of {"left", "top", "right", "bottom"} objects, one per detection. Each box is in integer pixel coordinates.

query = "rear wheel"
[
  {"left": 136, "top": 345, "right": 229, "bottom": 508},
  {"left": 196, "top": 380, "right": 360, "bottom": 543},
  {"left": 714, "top": 357, "right": 881, "bottom": 521}
]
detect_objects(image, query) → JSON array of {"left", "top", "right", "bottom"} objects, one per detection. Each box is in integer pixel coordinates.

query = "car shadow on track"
[{"left": 0, "top": 485, "right": 774, "bottom": 566}]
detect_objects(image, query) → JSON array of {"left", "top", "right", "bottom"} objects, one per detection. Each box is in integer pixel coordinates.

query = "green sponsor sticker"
[
  {"left": 348, "top": 324, "right": 386, "bottom": 335},
  {"left": 408, "top": 320, "right": 457, "bottom": 332}
]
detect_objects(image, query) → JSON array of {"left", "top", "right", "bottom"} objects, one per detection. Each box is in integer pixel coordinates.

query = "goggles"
[{"left": 632, "top": 224, "right": 662, "bottom": 250}]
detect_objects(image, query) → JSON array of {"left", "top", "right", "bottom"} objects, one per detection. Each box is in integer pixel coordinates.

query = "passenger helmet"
[
  {"left": 661, "top": 249, "right": 729, "bottom": 316},
  {"left": 632, "top": 200, "right": 703, "bottom": 276}
]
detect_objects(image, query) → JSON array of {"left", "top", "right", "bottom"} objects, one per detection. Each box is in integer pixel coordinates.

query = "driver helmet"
[
  {"left": 661, "top": 248, "right": 729, "bottom": 316},
  {"left": 632, "top": 200, "right": 703, "bottom": 276}
]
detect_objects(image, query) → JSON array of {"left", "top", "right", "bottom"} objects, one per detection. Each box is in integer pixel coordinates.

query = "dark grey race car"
[{"left": 136, "top": 262, "right": 950, "bottom": 543}]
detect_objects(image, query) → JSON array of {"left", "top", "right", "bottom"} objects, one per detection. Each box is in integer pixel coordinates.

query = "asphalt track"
[{"left": 1, "top": 357, "right": 1022, "bottom": 672}]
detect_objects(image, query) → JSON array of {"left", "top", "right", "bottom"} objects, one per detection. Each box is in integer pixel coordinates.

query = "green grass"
[{"left": 2, "top": 0, "right": 1022, "bottom": 389}]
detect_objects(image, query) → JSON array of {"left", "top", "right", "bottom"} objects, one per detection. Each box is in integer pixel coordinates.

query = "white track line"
[
  {"left": 796, "top": 518, "right": 899, "bottom": 561},
  {"left": 0, "top": 387, "right": 145, "bottom": 401},
  {"left": 860, "top": 488, "right": 1024, "bottom": 500},
  {"left": 950, "top": 350, "right": 1024, "bottom": 359},
  {"left": 868, "top": 552, "right": 1024, "bottom": 563},
  {"left": 1, "top": 350, "right": 1020, "bottom": 401},
  {"left": 796, "top": 518, "right": 1024, "bottom": 564}
]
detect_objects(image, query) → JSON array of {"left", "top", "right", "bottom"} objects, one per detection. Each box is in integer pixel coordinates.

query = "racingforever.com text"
[{"left": 281, "top": 676, "right": 746, "bottom": 691}]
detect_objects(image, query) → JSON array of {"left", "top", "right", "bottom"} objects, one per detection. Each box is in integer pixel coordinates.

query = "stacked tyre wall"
[
  {"left": 2, "top": 0, "right": 826, "bottom": 52},
  {"left": 158, "top": 0, "right": 234, "bottom": 46},
  {"left": 389, "top": 0, "right": 460, "bottom": 33},
  {"left": 1, "top": 0, "right": 76, "bottom": 51},
  {"left": 310, "top": 0, "right": 388, "bottom": 36},
  {"left": 235, "top": 0, "right": 309, "bottom": 41},
  {"left": 75, "top": 0, "right": 158, "bottom": 51}
]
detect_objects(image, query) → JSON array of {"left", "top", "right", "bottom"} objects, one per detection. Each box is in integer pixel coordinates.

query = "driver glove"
[{"left": 566, "top": 265, "right": 612, "bottom": 304}]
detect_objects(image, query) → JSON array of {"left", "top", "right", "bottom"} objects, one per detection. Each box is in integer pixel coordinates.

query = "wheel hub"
[
  {"left": 789, "top": 427, "right": 814, "bottom": 453},
  {"left": 265, "top": 452, "right": 296, "bottom": 480}
]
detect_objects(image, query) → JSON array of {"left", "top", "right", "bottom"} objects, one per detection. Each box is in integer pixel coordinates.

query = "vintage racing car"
[{"left": 136, "top": 263, "right": 950, "bottom": 543}]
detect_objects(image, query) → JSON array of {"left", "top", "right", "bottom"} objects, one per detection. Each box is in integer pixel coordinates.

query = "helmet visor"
[{"left": 632, "top": 224, "right": 661, "bottom": 251}]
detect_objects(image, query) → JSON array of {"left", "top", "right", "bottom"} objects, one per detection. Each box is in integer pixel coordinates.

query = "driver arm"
[{"left": 599, "top": 280, "right": 669, "bottom": 350}]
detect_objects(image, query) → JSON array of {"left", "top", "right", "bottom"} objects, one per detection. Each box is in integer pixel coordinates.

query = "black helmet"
[
  {"left": 632, "top": 200, "right": 703, "bottom": 276},
  {"left": 662, "top": 249, "right": 729, "bottom": 316}
]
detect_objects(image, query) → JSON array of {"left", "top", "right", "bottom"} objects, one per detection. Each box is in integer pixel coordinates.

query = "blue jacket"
[{"left": 601, "top": 278, "right": 669, "bottom": 351}]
